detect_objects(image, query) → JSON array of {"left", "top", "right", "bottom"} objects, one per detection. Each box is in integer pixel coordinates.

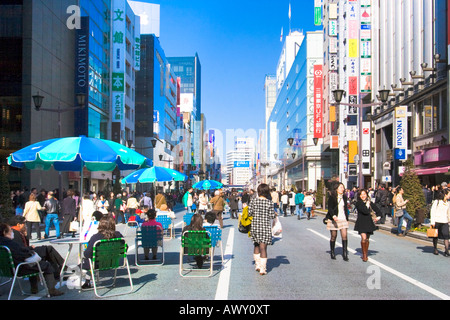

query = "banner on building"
[
  {"left": 394, "top": 106, "right": 408, "bottom": 153},
  {"left": 314, "top": 65, "right": 323, "bottom": 139}
]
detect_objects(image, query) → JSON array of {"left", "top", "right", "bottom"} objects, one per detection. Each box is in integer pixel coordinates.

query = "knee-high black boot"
[
  {"left": 342, "top": 240, "right": 349, "bottom": 261},
  {"left": 330, "top": 241, "right": 336, "bottom": 260}
]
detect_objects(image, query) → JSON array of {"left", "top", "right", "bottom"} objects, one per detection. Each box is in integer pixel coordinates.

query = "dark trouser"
[
  {"left": 115, "top": 209, "right": 125, "bottom": 224},
  {"left": 61, "top": 214, "right": 75, "bottom": 235},
  {"left": 290, "top": 206, "right": 295, "bottom": 215},
  {"left": 26, "top": 221, "right": 41, "bottom": 240},
  {"left": 34, "top": 245, "right": 65, "bottom": 278}
]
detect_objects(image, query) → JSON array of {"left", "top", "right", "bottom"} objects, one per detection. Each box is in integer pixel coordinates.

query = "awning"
[{"left": 401, "top": 166, "right": 450, "bottom": 176}]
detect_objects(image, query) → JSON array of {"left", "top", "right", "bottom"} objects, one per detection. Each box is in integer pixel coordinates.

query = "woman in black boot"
[
  {"left": 325, "top": 182, "right": 350, "bottom": 261},
  {"left": 354, "top": 189, "right": 382, "bottom": 262}
]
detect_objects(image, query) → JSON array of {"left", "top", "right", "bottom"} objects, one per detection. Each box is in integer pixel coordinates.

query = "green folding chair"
[
  {"left": 179, "top": 231, "right": 212, "bottom": 278},
  {"left": 0, "top": 246, "right": 49, "bottom": 300},
  {"left": 87, "top": 238, "right": 133, "bottom": 298},
  {"left": 135, "top": 225, "right": 164, "bottom": 267}
]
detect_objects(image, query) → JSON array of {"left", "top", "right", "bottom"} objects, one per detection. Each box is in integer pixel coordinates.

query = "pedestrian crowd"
[{"left": 1, "top": 179, "right": 449, "bottom": 299}]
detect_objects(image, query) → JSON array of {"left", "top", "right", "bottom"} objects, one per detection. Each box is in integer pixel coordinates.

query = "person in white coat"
[
  {"left": 303, "top": 193, "right": 315, "bottom": 220},
  {"left": 430, "top": 189, "right": 450, "bottom": 256},
  {"left": 79, "top": 193, "right": 95, "bottom": 238}
]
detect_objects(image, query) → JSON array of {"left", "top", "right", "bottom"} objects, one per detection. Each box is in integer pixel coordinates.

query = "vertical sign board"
[
  {"left": 74, "top": 17, "right": 90, "bottom": 137},
  {"left": 314, "top": 0, "right": 322, "bottom": 26},
  {"left": 314, "top": 65, "right": 323, "bottom": 139},
  {"left": 394, "top": 106, "right": 408, "bottom": 160},
  {"left": 134, "top": 15, "right": 141, "bottom": 71},
  {"left": 112, "top": 0, "right": 126, "bottom": 139},
  {"left": 361, "top": 121, "right": 371, "bottom": 175}
]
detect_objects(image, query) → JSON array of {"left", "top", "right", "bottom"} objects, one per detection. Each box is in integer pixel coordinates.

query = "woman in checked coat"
[{"left": 248, "top": 184, "right": 277, "bottom": 275}]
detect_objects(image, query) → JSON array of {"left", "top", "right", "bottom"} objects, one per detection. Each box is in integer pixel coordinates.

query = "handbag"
[
  {"left": 69, "top": 221, "right": 80, "bottom": 232},
  {"left": 427, "top": 227, "right": 438, "bottom": 238}
]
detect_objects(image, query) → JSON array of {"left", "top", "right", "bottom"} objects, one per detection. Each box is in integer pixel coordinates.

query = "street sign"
[
  {"left": 395, "top": 149, "right": 407, "bottom": 160},
  {"left": 348, "top": 164, "right": 358, "bottom": 176}
]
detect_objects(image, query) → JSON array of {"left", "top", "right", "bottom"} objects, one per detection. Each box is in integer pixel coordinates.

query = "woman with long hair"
[
  {"left": 354, "top": 189, "right": 382, "bottom": 262},
  {"left": 325, "top": 182, "right": 349, "bottom": 261},
  {"left": 430, "top": 189, "right": 450, "bottom": 256},
  {"left": 81, "top": 216, "right": 123, "bottom": 288},
  {"left": 182, "top": 214, "right": 207, "bottom": 268},
  {"left": 23, "top": 193, "right": 42, "bottom": 240},
  {"left": 248, "top": 184, "right": 277, "bottom": 275}
]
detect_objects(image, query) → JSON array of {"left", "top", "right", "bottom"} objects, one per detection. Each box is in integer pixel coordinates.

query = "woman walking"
[
  {"left": 354, "top": 189, "right": 382, "bottom": 262},
  {"left": 394, "top": 187, "right": 413, "bottom": 237},
  {"left": 248, "top": 184, "right": 277, "bottom": 275},
  {"left": 430, "top": 189, "right": 450, "bottom": 256},
  {"left": 325, "top": 182, "right": 350, "bottom": 261},
  {"left": 209, "top": 190, "right": 226, "bottom": 229},
  {"left": 23, "top": 193, "right": 42, "bottom": 240}
]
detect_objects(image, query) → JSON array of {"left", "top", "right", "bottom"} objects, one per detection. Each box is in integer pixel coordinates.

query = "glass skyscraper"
[{"left": 76, "top": 0, "right": 112, "bottom": 139}]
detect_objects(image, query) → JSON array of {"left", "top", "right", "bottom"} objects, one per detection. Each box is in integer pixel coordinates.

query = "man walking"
[
  {"left": 375, "top": 184, "right": 389, "bottom": 224},
  {"left": 43, "top": 191, "right": 61, "bottom": 239}
]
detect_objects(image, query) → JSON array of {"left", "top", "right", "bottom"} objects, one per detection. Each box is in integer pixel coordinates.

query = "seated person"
[
  {"left": 141, "top": 208, "right": 163, "bottom": 260},
  {"left": 156, "top": 204, "right": 175, "bottom": 235},
  {"left": 9, "top": 215, "right": 66, "bottom": 282},
  {"left": 203, "top": 211, "right": 219, "bottom": 227},
  {"left": 81, "top": 216, "right": 124, "bottom": 289},
  {"left": 0, "top": 222, "right": 64, "bottom": 297},
  {"left": 127, "top": 209, "right": 145, "bottom": 226},
  {"left": 182, "top": 214, "right": 208, "bottom": 269},
  {"left": 156, "top": 204, "right": 176, "bottom": 219},
  {"left": 82, "top": 211, "right": 103, "bottom": 243}
]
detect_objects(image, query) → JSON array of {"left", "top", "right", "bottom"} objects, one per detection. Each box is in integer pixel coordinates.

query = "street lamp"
[
  {"left": 333, "top": 88, "right": 390, "bottom": 189},
  {"left": 32, "top": 92, "right": 86, "bottom": 197}
]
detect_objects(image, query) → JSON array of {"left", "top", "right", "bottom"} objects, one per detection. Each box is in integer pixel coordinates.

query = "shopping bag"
[
  {"left": 69, "top": 221, "right": 80, "bottom": 232},
  {"left": 272, "top": 217, "right": 283, "bottom": 238},
  {"left": 427, "top": 227, "right": 438, "bottom": 238}
]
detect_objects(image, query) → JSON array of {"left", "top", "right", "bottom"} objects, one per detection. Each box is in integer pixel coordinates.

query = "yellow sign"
[{"left": 349, "top": 39, "right": 358, "bottom": 58}]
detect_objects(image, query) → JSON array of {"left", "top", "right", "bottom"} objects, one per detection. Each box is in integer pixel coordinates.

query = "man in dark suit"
[{"left": 375, "top": 184, "right": 389, "bottom": 224}]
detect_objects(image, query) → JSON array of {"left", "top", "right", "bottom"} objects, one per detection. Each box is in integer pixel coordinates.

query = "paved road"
[{"left": 2, "top": 208, "right": 449, "bottom": 303}]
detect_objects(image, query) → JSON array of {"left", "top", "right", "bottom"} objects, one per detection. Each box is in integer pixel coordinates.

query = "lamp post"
[
  {"left": 159, "top": 154, "right": 173, "bottom": 168},
  {"left": 32, "top": 92, "right": 86, "bottom": 197},
  {"left": 332, "top": 89, "right": 390, "bottom": 189}
]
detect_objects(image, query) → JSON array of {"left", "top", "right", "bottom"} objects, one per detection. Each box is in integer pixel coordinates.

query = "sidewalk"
[{"left": 314, "top": 209, "right": 435, "bottom": 243}]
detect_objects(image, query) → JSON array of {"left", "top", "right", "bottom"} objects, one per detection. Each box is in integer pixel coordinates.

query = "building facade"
[
  {"left": 0, "top": 0, "right": 76, "bottom": 191},
  {"left": 268, "top": 31, "right": 324, "bottom": 192}
]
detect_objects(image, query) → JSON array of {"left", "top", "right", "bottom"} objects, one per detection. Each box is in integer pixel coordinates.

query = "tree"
[
  {"left": 0, "top": 169, "right": 13, "bottom": 220},
  {"left": 316, "top": 178, "right": 328, "bottom": 209},
  {"left": 399, "top": 158, "right": 426, "bottom": 218}
]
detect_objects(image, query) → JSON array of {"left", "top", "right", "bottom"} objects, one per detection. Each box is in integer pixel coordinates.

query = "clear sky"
[{"left": 138, "top": 0, "right": 320, "bottom": 162}]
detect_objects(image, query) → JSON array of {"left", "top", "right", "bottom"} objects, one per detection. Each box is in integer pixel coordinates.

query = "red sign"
[
  {"left": 349, "top": 76, "right": 358, "bottom": 95},
  {"left": 314, "top": 65, "right": 323, "bottom": 139}
]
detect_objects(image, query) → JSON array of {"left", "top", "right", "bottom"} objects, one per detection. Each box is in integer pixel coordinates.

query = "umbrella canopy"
[
  {"left": 193, "top": 180, "right": 223, "bottom": 190},
  {"left": 7, "top": 136, "right": 148, "bottom": 172},
  {"left": 121, "top": 166, "right": 187, "bottom": 184}
]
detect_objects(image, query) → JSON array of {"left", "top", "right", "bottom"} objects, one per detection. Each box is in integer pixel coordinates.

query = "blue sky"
[{"left": 139, "top": 0, "right": 320, "bottom": 161}]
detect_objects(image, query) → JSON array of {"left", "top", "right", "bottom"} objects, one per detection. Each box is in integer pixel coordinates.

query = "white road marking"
[
  {"left": 307, "top": 228, "right": 450, "bottom": 300},
  {"left": 215, "top": 228, "right": 235, "bottom": 301}
]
